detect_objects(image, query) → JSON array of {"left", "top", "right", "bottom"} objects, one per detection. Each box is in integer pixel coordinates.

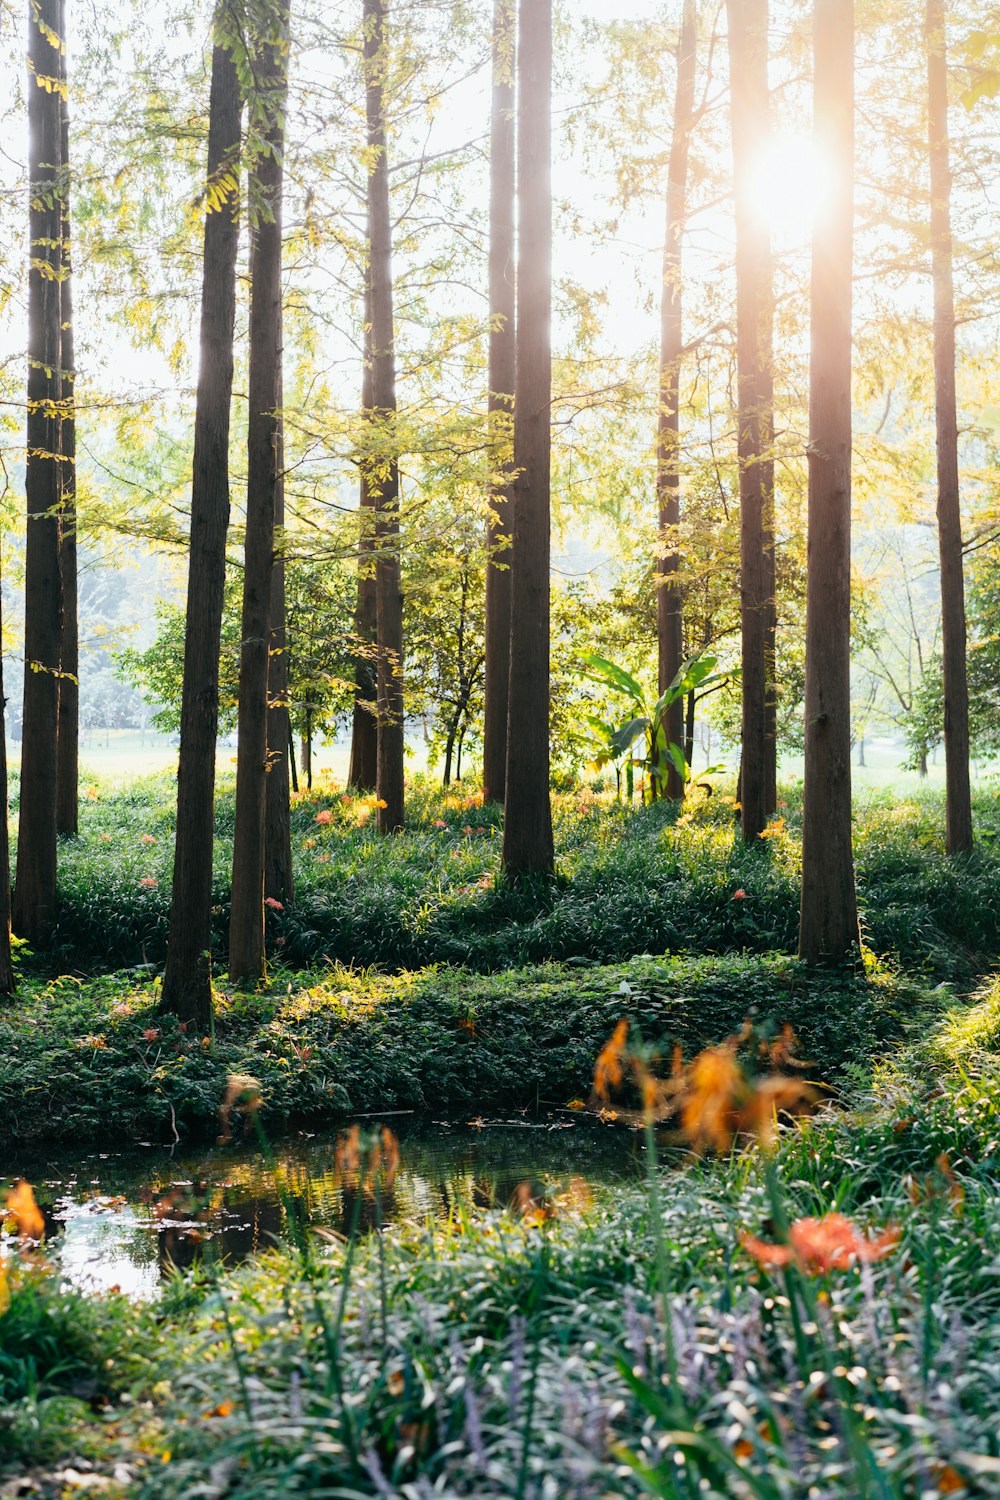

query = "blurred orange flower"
[
  {"left": 741, "top": 1213, "right": 898, "bottom": 1275},
  {"left": 5, "top": 1180, "right": 45, "bottom": 1241}
]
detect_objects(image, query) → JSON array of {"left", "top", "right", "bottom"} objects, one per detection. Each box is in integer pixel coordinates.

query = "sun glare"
[{"left": 742, "top": 135, "right": 834, "bottom": 242}]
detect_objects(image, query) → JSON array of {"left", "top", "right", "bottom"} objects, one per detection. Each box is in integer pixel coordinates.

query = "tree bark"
[
  {"left": 727, "top": 0, "right": 777, "bottom": 841},
  {"left": 56, "top": 0, "right": 78, "bottom": 838},
  {"left": 14, "top": 0, "right": 64, "bottom": 942},
  {"left": 482, "top": 0, "right": 516, "bottom": 806},
  {"left": 926, "top": 0, "right": 973, "bottom": 855},
  {"left": 230, "top": 0, "right": 291, "bottom": 983},
  {"left": 160, "top": 24, "right": 241, "bottom": 1024},
  {"left": 0, "top": 576, "right": 16, "bottom": 997},
  {"left": 798, "top": 0, "right": 859, "bottom": 964},
  {"left": 365, "top": 0, "right": 405, "bottom": 835},
  {"left": 656, "top": 0, "right": 697, "bottom": 802},
  {"left": 502, "top": 0, "right": 554, "bottom": 880},
  {"left": 347, "top": 287, "right": 378, "bottom": 790}
]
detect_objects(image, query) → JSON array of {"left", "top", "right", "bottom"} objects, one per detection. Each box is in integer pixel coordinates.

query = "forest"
[{"left": 1, "top": 0, "right": 1000, "bottom": 1494}]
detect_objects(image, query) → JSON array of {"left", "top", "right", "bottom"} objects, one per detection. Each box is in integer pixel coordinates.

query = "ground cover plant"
[
  {"left": 10, "top": 774, "right": 1000, "bottom": 983},
  {"left": 2, "top": 997, "right": 999, "bottom": 1498}
]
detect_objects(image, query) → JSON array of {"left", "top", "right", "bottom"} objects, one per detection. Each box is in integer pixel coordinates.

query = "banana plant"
[
  {"left": 580, "top": 651, "right": 731, "bottom": 801},
  {"left": 581, "top": 713, "right": 647, "bottom": 801}
]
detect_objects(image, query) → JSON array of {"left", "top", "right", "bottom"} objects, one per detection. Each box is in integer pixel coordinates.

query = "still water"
[{"left": 4, "top": 1116, "right": 642, "bottom": 1298}]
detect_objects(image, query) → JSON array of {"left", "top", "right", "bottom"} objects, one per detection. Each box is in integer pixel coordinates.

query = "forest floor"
[{"left": 1, "top": 775, "right": 999, "bottom": 1496}]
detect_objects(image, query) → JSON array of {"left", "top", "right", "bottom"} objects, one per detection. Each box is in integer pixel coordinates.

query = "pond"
[{"left": 3, "top": 1114, "right": 643, "bottom": 1298}]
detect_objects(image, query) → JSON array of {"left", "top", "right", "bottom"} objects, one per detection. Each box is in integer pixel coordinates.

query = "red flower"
[
  {"left": 732, "top": 889, "right": 747, "bottom": 900},
  {"left": 264, "top": 897, "right": 284, "bottom": 911}
]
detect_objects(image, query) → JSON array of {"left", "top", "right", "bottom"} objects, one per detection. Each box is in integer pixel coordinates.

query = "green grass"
[{"left": 8, "top": 773, "right": 1000, "bottom": 982}]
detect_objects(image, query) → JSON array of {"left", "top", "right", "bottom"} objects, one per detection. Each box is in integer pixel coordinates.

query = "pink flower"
[
  {"left": 433, "top": 819, "right": 447, "bottom": 829},
  {"left": 140, "top": 833, "right": 156, "bottom": 845},
  {"left": 142, "top": 1027, "right": 160, "bottom": 1042},
  {"left": 99, "top": 833, "right": 111, "bottom": 843},
  {"left": 264, "top": 896, "right": 284, "bottom": 911},
  {"left": 139, "top": 876, "right": 158, "bottom": 889},
  {"left": 732, "top": 889, "right": 747, "bottom": 900}
]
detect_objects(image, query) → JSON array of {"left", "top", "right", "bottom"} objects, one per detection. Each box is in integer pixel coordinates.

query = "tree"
[
  {"left": 482, "top": 0, "right": 516, "bottom": 806},
  {"left": 655, "top": 0, "right": 697, "bottom": 802},
  {"left": 347, "top": 292, "right": 378, "bottom": 792},
  {"left": 14, "top": 0, "right": 65, "bottom": 942},
  {"left": 726, "top": 0, "right": 776, "bottom": 840},
  {"left": 502, "top": 0, "right": 553, "bottom": 880},
  {"left": 160, "top": 15, "right": 242, "bottom": 1024},
  {"left": 265, "top": 376, "right": 294, "bottom": 904},
  {"left": 230, "top": 0, "right": 291, "bottom": 984},
  {"left": 798, "top": 0, "right": 860, "bottom": 965},
  {"left": 365, "top": 0, "right": 405, "bottom": 834},
  {"left": 56, "top": 0, "right": 78, "bottom": 839},
  {"left": 0, "top": 568, "right": 15, "bottom": 997},
  {"left": 926, "top": 0, "right": 973, "bottom": 854}
]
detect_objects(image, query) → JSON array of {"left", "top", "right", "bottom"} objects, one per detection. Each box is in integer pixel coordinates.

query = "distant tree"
[
  {"left": 230, "top": 0, "right": 291, "bottom": 984},
  {"left": 265, "top": 375, "right": 294, "bottom": 904},
  {"left": 502, "top": 0, "right": 554, "bottom": 879},
  {"left": 347, "top": 286, "right": 378, "bottom": 791},
  {"left": 365, "top": 0, "right": 405, "bottom": 834},
  {"left": 482, "top": 0, "right": 516, "bottom": 805},
  {"left": 926, "top": 0, "right": 973, "bottom": 853},
  {"left": 56, "top": 0, "right": 79, "bottom": 839},
  {"left": 798, "top": 0, "right": 860, "bottom": 964},
  {"left": 655, "top": 0, "right": 697, "bottom": 801},
  {"left": 0, "top": 569, "right": 15, "bottom": 997},
  {"left": 726, "top": 0, "right": 777, "bottom": 839},
  {"left": 160, "top": 14, "right": 242, "bottom": 1024}
]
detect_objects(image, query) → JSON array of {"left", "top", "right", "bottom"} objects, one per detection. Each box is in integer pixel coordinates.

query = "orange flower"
[
  {"left": 433, "top": 818, "right": 447, "bottom": 828},
  {"left": 142, "top": 1027, "right": 160, "bottom": 1042},
  {"left": 264, "top": 896, "right": 284, "bottom": 911},
  {"left": 741, "top": 1213, "right": 899, "bottom": 1275},
  {"left": 593, "top": 1019, "right": 629, "bottom": 1101},
  {"left": 5, "top": 1180, "right": 45, "bottom": 1241},
  {"left": 732, "top": 888, "right": 747, "bottom": 900},
  {"left": 140, "top": 833, "right": 156, "bottom": 845},
  {"left": 139, "top": 876, "right": 158, "bottom": 889},
  {"left": 315, "top": 809, "right": 333, "bottom": 825},
  {"left": 681, "top": 1045, "right": 748, "bottom": 1151}
]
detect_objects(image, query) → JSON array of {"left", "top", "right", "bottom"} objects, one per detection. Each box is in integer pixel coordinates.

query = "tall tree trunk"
[
  {"left": 14, "top": 0, "right": 64, "bottom": 942},
  {"left": 56, "top": 0, "right": 78, "bottom": 838},
  {"left": 365, "top": 0, "right": 405, "bottom": 835},
  {"left": 0, "top": 577, "right": 16, "bottom": 997},
  {"left": 347, "top": 288, "right": 378, "bottom": 790},
  {"left": 798, "top": 0, "right": 859, "bottom": 964},
  {"left": 160, "top": 23, "right": 241, "bottom": 1024},
  {"left": 926, "top": 0, "right": 973, "bottom": 855},
  {"left": 727, "top": 0, "right": 777, "bottom": 841},
  {"left": 482, "top": 0, "right": 516, "bottom": 806},
  {"left": 656, "top": 0, "right": 697, "bottom": 801},
  {"left": 265, "top": 400, "right": 294, "bottom": 904},
  {"left": 230, "top": 0, "right": 290, "bottom": 983},
  {"left": 502, "top": 0, "right": 554, "bottom": 880}
]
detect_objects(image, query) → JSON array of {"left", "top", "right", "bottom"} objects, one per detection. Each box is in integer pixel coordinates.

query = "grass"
[
  {"left": 1, "top": 773, "right": 999, "bottom": 1494},
  {"left": 4, "top": 772, "right": 998, "bottom": 981}
]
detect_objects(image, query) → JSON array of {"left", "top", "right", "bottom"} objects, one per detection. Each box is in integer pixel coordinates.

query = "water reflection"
[{"left": 5, "top": 1117, "right": 640, "bottom": 1297}]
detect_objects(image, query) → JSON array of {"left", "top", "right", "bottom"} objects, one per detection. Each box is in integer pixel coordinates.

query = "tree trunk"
[
  {"left": 0, "top": 577, "right": 16, "bottom": 997},
  {"left": 442, "top": 725, "right": 455, "bottom": 786},
  {"left": 56, "top": 0, "right": 78, "bottom": 838},
  {"left": 685, "top": 687, "right": 695, "bottom": 769},
  {"left": 482, "top": 0, "right": 516, "bottom": 806},
  {"left": 287, "top": 718, "right": 298, "bottom": 793},
  {"left": 230, "top": 0, "right": 290, "bottom": 984},
  {"left": 347, "top": 287, "right": 378, "bottom": 790},
  {"left": 926, "top": 0, "right": 973, "bottom": 855},
  {"left": 365, "top": 0, "right": 405, "bottom": 835},
  {"left": 265, "top": 372, "right": 294, "bottom": 904},
  {"left": 727, "top": 0, "right": 777, "bottom": 841},
  {"left": 14, "top": 0, "right": 64, "bottom": 942},
  {"left": 798, "top": 0, "right": 859, "bottom": 965},
  {"left": 502, "top": 0, "right": 554, "bottom": 880},
  {"left": 160, "top": 23, "right": 241, "bottom": 1025},
  {"left": 655, "top": 0, "right": 697, "bottom": 803}
]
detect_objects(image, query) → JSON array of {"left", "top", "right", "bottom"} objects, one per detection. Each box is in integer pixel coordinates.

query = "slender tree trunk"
[
  {"left": 347, "top": 289, "right": 378, "bottom": 790},
  {"left": 926, "top": 0, "right": 973, "bottom": 855},
  {"left": 0, "top": 577, "right": 16, "bottom": 997},
  {"left": 14, "top": 0, "right": 64, "bottom": 942},
  {"left": 685, "top": 687, "right": 695, "bottom": 768},
  {"left": 502, "top": 0, "right": 554, "bottom": 879},
  {"left": 265, "top": 366, "right": 294, "bottom": 904},
  {"left": 727, "top": 0, "right": 777, "bottom": 840},
  {"left": 482, "top": 0, "right": 516, "bottom": 806},
  {"left": 798, "top": 0, "right": 859, "bottom": 964},
  {"left": 656, "top": 0, "right": 697, "bottom": 801},
  {"left": 160, "top": 24, "right": 241, "bottom": 1024},
  {"left": 55, "top": 0, "right": 78, "bottom": 838},
  {"left": 442, "top": 728, "right": 455, "bottom": 787},
  {"left": 365, "top": 0, "right": 405, "bottom": 834},
  {"left": 230, "top": 0, "right": 290, "bottom": 983},
  {"left": 287, "top": 719, "right": 298, "bottom": 793}
]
